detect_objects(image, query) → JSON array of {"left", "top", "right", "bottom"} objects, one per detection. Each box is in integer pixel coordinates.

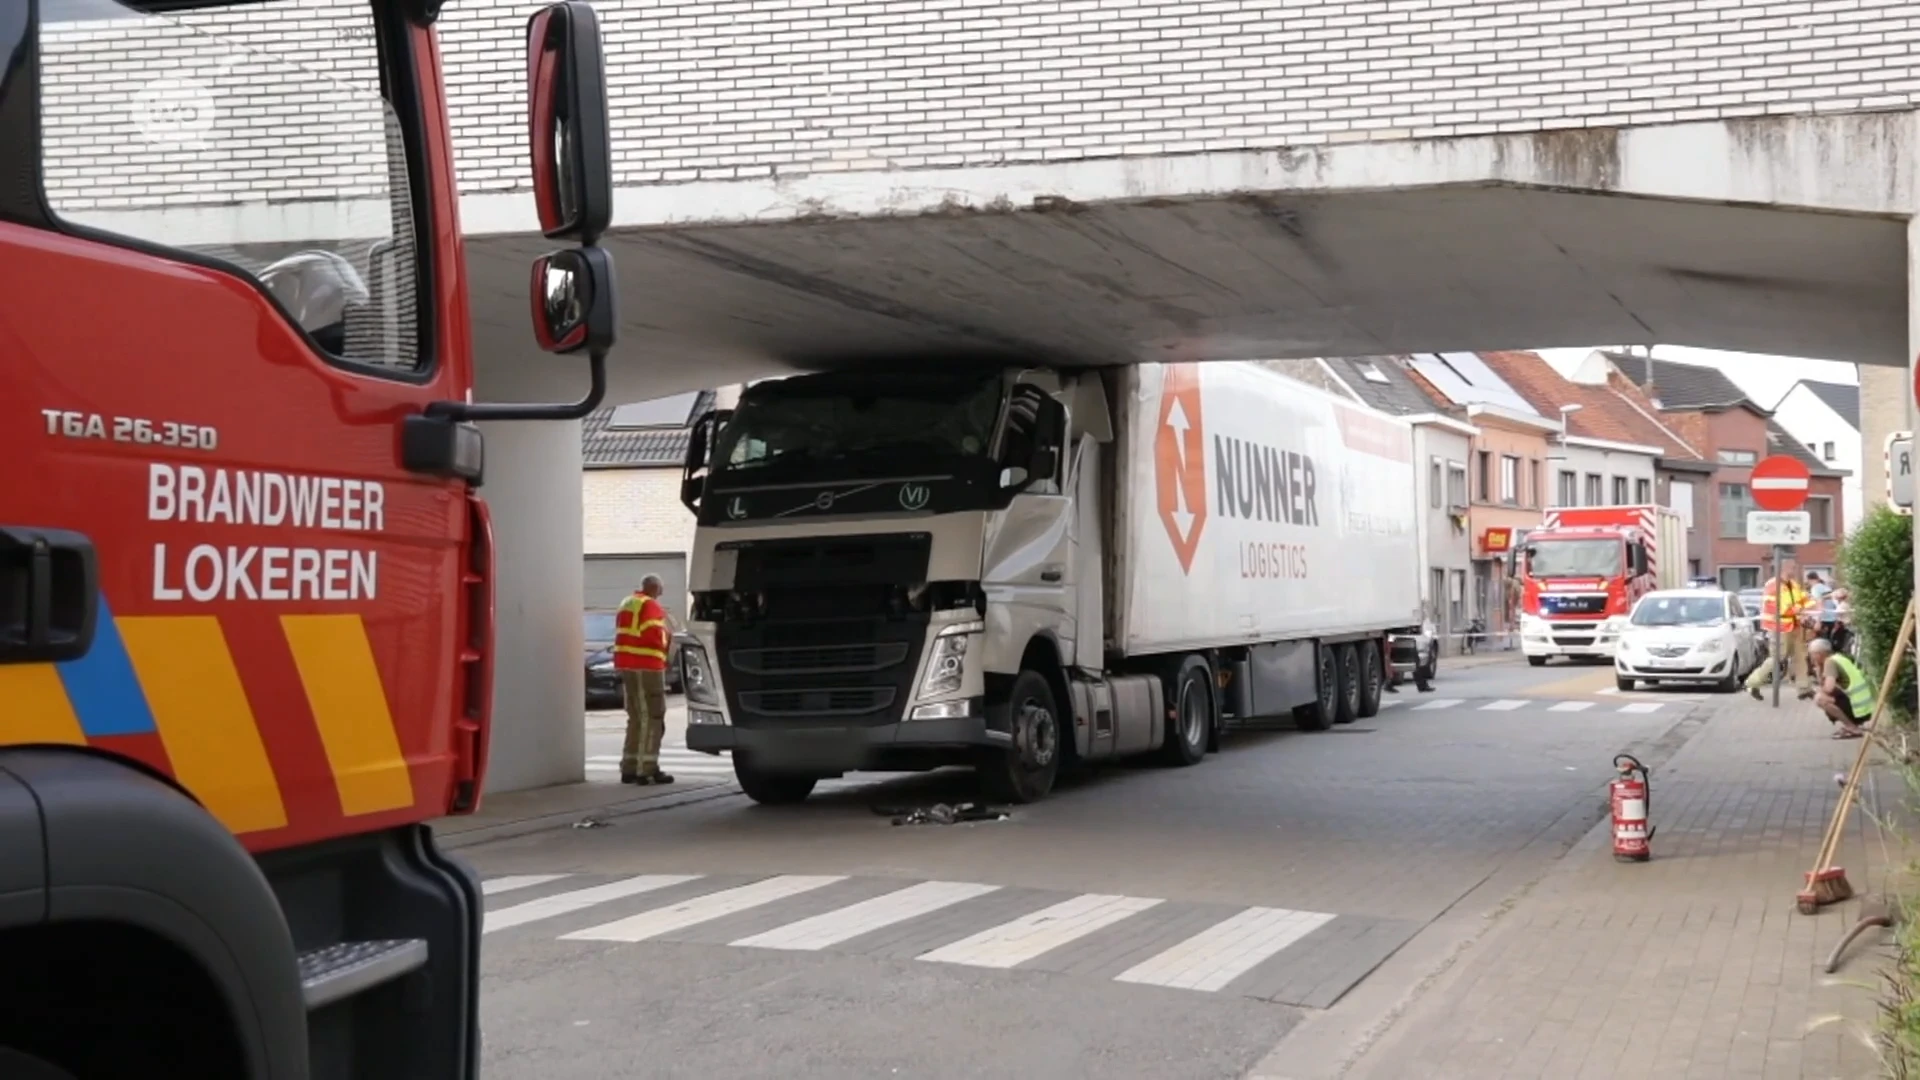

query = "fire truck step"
[{"left": 298, "top": 938, "right": 430, "bottom": 1010}]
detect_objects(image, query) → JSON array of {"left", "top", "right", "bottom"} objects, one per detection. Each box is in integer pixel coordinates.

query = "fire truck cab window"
[{"left": 35, "top": 0, "right": 425, "bottom": 374}]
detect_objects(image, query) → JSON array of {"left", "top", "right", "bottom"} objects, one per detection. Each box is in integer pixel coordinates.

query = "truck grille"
[
  {"left": 731, "top": 643, "right": 910, "bottom": 675},
  {"left": 711, "top": 534, "right": 932, "bottom": 729}
]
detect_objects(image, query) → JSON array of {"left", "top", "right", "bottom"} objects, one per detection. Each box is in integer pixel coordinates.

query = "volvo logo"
[
  {"left": 726, "top": 496, "right": 747, "bottom": 520},
  {"left": 814, "top": 491, "right": 835, "bottom": 510},
  {"left": 898, "top": 483, "right": 931, "bottom": 511}
]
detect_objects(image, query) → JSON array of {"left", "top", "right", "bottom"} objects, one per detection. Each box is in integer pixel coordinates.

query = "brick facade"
[
  {"left": 1858, "top": 361, "right": 1909, "bottom": 518},
  {"left": 34, "top": 0, "right": 1920, "bottom": 206},
  {"left": 582, "top": 467, "right": 696, "bottom": 557}
]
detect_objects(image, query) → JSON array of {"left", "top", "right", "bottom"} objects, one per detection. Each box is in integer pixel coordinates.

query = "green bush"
[{"left": 1839, "top": 505, "right": 1916, "bottom": 725}]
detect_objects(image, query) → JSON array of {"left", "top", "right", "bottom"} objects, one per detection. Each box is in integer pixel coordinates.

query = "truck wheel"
[
  {"left": 981, "top": 670, "right": 1061, "bottom": 803},
  {"left": 1333, "top": 643, "right": 1361, "bottom": 725},
  {"left": 734, "top": 759, "right": 817, "bottom": 805},
  {"left": 1159, "top": 656, "right": 1211, "bottom": 767},
  {"left": 1293, "top": 645, "right": 1338, "bottom": 731},
  {"left": 1527, "top": 656, "right": 1548, "bottom": 668},
  {"left": 1356, "top": 642, "right": 1385, "bottom": 718}
]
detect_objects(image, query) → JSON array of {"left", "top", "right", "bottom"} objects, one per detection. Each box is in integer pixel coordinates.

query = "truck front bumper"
[
  {"left": 685, "top": 696, "right": 1002, "bottom": 774},
  {"left": 1520, "top": 620, "right": 1622, "bottom": 660}
]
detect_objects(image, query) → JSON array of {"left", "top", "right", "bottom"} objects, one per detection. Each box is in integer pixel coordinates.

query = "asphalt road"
[{"left": 467, "top": 654, "right": 1716, "bottom": 1079}]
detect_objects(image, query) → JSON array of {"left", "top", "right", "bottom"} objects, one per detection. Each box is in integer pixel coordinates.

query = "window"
[
  {"left": 1429, "top": 458, "right": 1442, "bottom": 508},
  {"left": 1611, "top": 476, "right": 1628, "bottom": 504},
  {"left": 1635, "top": 478, "right": 1652, "bottom": 503},
  {"left": 1556, "top": 470, "right": 1578, "bottom": 507},
  {"left": 1808, "top": 495, "right": 1833, "bottom": 539},
  {"left": 1446, "top": 462, "right": 1468, "bottom": 507},
  {"left": 37, "top": 1, "right": 427, "bottom": 373},
  {"left": 1719, "top": 483, "right": 1756, "bottom": 538},
  {"left": 1718, "top": 564, "right": 1761, "bottom": 591},
  {"left": 1585, "top": 473, "right": 1603, "bottom": 506},
  {"left": 1717, "top": 449, "right": 1758, "bottom": 466},
  {"left": 1476, "top": 451, "right": 1491, "bottom": 502},
  {"left": 1500, "top": 455, "right": 1520, "bottom": 505},
  {"left": 1822, "top": 441, "right": 1835, "bottom": 462},
  {"left": 1529, "top": 459, "right": 1542, "bottom": 509}
]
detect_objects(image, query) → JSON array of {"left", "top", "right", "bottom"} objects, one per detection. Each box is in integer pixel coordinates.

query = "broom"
[{"left": 1798, "top": 596, "right": 1914, "bottom": 915}]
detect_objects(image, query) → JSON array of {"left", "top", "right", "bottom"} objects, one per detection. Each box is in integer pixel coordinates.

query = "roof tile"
[
  {"left": 1472, "top": 351, "right": 1703, "bottom": 461},
  {"left": 581, "top": 390, "right": 716, "bottom": 468}
]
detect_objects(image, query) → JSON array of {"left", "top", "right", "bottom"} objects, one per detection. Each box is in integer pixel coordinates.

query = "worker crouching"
[{"left": 1809, "top": 637, "right": 1874, "bottom": 741}]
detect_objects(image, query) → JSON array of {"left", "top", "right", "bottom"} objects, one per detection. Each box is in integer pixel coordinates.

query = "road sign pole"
[{"left": 1771, "top": 545, "right": 1783, "bottom": 709}]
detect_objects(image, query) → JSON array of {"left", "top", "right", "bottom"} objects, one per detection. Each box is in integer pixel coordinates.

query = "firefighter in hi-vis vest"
[
  {"left": 1745, "top": 562, "right": 1811, "bottom": 699},
  {"left": 614, "top": 575, "right": 674, "bottom": 785}
]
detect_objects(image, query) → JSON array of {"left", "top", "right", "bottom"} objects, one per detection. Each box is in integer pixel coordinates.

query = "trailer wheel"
[
  {"left": 980, "top": 670, "right": 1061, "bottom": 804},
  {"left": 1333, "top": 644, "right": 1361, "bottom": 725},
  {"left": 1159, "top": 656, "right": 1211, "bottom": 767},
  {"left": 1292, "top": 645, "right": 1338, "bottom": 731},
  {"left": 1356, "top": 641, "right": 1385, "bottom": 718},
  {"left": 734, "top": 759, "right": 818, "bottom": 805}
]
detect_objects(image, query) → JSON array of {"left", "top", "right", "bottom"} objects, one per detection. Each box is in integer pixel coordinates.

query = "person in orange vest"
[
  {"left": 1745, "top": 561, "right": 1812, "bottom": 699},
  {"left": 613, "top": 575, "right": 674, "bottom": 785}
]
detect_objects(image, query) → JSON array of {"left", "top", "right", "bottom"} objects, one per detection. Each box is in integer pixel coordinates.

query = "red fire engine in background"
[
  {"left": 1, "top": 2, "right": 617, "bottom": 1076},
  {"left": 1516, "top": 505, "right": 1687, "bottom": 667}
]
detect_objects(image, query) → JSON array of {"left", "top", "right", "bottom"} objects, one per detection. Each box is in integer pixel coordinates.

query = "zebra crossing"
[
  {"left": 1385, "top": 694, "right": 1700, "bottom": 715},
  {"left": 477, "top": 870, "right": 1416, "bottom": 1008}
]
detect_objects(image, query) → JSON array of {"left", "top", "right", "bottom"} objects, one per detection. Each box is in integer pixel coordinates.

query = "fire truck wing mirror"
[
  {"left": 530, "top": 247, "right": 615, "bottom": 355},
  {"left": 526, "top": 1, "right": 613, "bottom": 244}
]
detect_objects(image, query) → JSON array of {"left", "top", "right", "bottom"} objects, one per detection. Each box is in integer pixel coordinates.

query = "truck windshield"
[
  {"left": 1528, "top": 539, "right": 1621, "bottom": 578},
  {"left": 1632, "top": 596, "right": 1725, "bottom": 627},
  {"left": 711, "top": 371, "right": 1004, "bottom": 486}
]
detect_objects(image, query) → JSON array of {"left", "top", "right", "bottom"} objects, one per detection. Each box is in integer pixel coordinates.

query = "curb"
[{"left": 435, "top": 780, "right": 742, "bottom": 850}]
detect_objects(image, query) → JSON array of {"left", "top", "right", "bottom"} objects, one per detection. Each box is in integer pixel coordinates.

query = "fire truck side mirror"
[
  {"left": 530, "top": 247, "right": 616, "bottom": 355},
  {"left": 526, "top": 2, "right": 613, "bottom": 244}
]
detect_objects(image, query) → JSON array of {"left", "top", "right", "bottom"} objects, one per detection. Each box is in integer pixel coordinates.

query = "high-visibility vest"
[
  {"left": 613, "top": 592, "right": 670, "bottom": 671},
  {"left": 1757, "top": 578, "right": 1808, "bottom": 633},
  {"left": 1830, "top": 653, "right": 1876, "bottom": 718}
]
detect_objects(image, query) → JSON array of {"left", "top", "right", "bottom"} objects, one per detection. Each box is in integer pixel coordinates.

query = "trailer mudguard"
[{"left": 2, "top": 748, "right": 309, "bottom": 1079}]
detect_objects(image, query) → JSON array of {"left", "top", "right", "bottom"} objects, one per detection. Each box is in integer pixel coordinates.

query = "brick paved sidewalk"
[{"left": 1347, "top": 693, "right": 1912, "bottom": 1080}]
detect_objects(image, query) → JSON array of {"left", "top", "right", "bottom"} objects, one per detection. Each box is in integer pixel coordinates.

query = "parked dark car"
[{"left": 583, "top": 609, "right": 685, "bottom": 709}]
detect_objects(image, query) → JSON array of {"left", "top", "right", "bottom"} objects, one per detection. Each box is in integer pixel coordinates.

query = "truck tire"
[
  {"left": 1356, "top": 641, "right": 1385, "bottom": 719},
  {"left": 734, "top": 760, "right": 817, "bottom": 805},
  {"left": 1333, "top": 644, "right": 1362, "bottom": 725},
  {"left": 1159, "top": 656, "right": 1211, "bottom": 767},
  {"left": 980, "top": 670, "right": 1061, "bottom": 804},
  {"left": 1293, "top": 645, "right": 1338, "bottom": 731}
]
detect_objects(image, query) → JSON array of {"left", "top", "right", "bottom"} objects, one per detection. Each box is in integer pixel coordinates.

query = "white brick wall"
[
  {"left": 37, "top": 0, "right": 1920, "bottom": 207},
  {"left": 582, "top": 467, "right": 696, "bottom": 556}
]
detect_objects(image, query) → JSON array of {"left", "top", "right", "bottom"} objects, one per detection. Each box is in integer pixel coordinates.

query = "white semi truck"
[{"left": 674, "top": 362, "right": 1427, "bottom": 804}]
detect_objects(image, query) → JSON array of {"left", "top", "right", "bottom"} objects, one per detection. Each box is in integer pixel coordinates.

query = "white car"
[{"left": 1615, "top": 589, "right": 1759, "bottom": 692}]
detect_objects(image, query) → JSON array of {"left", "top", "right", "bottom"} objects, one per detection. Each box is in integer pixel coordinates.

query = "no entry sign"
[{"left": 1750, "top": 454, "right": 1811, "bottom": 512}]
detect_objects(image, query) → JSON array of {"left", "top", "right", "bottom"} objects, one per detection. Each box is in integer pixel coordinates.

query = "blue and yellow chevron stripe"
[{"left": 0, "top": 598, "right": 415, "bottom": 835}]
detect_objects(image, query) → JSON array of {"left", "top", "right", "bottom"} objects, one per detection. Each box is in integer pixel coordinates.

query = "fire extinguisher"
[{"left": 1610, "top": 753, "right": 1653, "bottom": 862}]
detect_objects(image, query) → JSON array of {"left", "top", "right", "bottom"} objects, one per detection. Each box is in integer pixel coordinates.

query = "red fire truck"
[
  {"left": 1516, "top": 505, "right": 1686, "bottom": 666},
  {"left": 1, "top": 2, "right": 616, "bottom": 1076}
]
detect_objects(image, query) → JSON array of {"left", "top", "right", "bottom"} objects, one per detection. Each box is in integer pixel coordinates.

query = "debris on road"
[
  {"left": 572, "top": 816, "right": 611, "bottom": 829},
  {"left": 873, "top": 802, "right": 1010, "bottom": 826}
]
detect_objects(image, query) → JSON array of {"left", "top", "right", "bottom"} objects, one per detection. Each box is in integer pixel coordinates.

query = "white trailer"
[{"left": 676, "top": 362, "right": 1427, "bottom": 804}]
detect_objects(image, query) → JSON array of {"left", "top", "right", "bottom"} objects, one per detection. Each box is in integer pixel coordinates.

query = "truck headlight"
[
  {"left": 921, "top": 621, "right": 983, "bottom": 697},
  {"left": 681, "top": 643, "right": 720, "bottom": 706}
]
